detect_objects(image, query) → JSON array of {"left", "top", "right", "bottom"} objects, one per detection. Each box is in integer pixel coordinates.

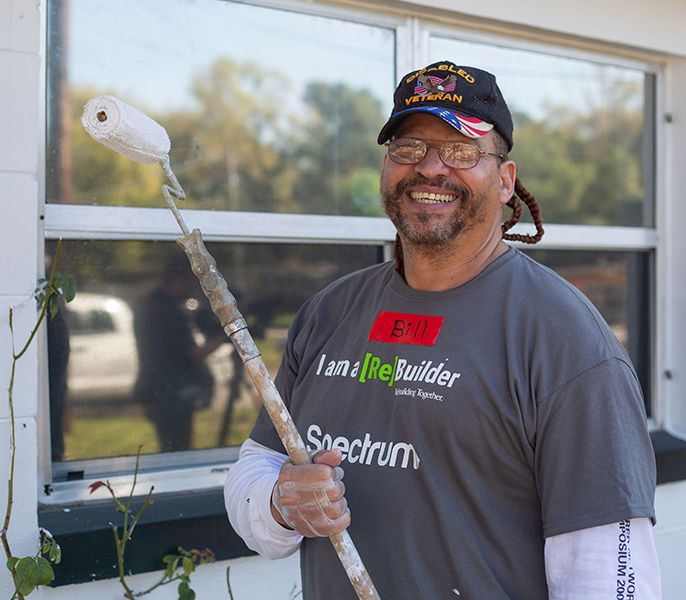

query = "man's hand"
[{"left": 270, "top": 449, "right": 350, "bottom": 538}]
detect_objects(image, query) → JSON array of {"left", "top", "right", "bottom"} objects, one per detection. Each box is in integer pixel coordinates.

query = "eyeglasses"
[{"left": 386, "top": 137, "right": 504, "bottom": 170}]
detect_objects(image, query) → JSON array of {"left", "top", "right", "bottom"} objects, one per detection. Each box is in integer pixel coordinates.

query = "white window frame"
[{"left": 38, "top": 0, "right": 665, "bottom": 504}]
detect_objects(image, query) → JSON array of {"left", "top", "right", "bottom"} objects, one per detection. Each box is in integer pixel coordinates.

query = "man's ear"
[{"left": 498, "top": 160, "right": 517, "bottom": 205}]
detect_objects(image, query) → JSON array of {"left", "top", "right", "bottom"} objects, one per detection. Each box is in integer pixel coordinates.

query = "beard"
[{"left": 380, "top": 174, "right": 485, "bottom": 247}]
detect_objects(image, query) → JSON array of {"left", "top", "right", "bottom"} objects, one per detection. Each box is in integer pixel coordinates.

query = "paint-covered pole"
[
  {"left": 81, "top": 96, "right": 381, "bottom": 600},
  {"left": 176, "top": 229, "right": 380, "bottom": 600}
]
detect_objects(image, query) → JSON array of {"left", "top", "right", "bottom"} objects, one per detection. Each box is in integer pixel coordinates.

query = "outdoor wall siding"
[
  {"left": 0, "top": 177, "right": 40, "bottom": 297},
  {"left": 38, "top": 554, "right": 301, "bottom": 600},
  {"left": 662, "top": 57, "right": 686, "bottom": 439},
  {"left": 0, "top": 296, "right": 39, "bottom": 420},
  {"left": 655, "top": 481, "right": 686, "bottom": 600},
  {"left": 397, "top": 0, "right": 686, "bottom": 56},
  {"left": 0, "top": 2, "right": 43, "bottom": 599}
]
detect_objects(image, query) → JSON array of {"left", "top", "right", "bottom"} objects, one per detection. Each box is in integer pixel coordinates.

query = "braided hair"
[
  {"left": 493, "top": 130, "right": 544, "bottom": 244},
  {"left": 502, "top": 178, "right": 544, "bottom": 244}
]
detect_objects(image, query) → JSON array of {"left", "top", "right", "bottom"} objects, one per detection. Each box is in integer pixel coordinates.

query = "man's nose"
[{"left": 414, "top": 146, "right": 451, "bottom": 178}]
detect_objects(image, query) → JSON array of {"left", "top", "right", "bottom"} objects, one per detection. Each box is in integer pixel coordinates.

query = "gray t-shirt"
[{"left": 250, "top": 248, "right": 656, "bottom": 600}]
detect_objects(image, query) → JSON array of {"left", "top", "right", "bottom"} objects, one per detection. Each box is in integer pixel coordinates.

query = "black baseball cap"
[{"left": 377, "top": 61, "right": 514, "bottom": 150}]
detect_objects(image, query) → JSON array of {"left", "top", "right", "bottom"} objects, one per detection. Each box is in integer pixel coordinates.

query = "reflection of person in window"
[{"left": 133, "top": 257, "right": 224, "bottom": 452}]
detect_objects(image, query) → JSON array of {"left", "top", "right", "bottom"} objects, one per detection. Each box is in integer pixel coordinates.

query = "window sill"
[
  {"left": 38, "top": 431, "right": 686, "bottom": 587},
  {"left": 38, "top": 487, "right": 252, "bottom": 587}
]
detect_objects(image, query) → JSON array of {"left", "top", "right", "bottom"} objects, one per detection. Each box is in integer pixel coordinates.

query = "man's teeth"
[{"left": 409, "top": 191, "right": 455, "bottom": 204}]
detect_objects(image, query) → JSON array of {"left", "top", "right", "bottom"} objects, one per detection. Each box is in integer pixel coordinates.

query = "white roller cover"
[{"left": 81, "top": 95, "right": 171, "bottom": 164}]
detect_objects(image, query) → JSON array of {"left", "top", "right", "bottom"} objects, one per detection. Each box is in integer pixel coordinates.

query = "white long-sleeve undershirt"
[
  {"left": 225, "top": 438, "right": 661, "bottom": 597},
  {"left": 545, "top": 517, "right": 661, "bottom": 599},
  {"left": 225, "top": 438, "right": 301, "bottom": 559}
]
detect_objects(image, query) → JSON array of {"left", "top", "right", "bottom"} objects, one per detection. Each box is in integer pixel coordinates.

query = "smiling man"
[
  {"left": 380, "top": 112, "right": 513, "bottom": 289},
  {"left": 225, "top": 61, "right": 660, "bottom": 599}
]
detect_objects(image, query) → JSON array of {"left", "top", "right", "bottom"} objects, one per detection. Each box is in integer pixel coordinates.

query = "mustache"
[{"left": 394, "top": 175, "right": 469, "bottom": 198}]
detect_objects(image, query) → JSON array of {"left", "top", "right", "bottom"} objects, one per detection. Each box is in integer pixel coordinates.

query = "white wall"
[
  {"left": 395, "top": 0, "right": 686, "bottom": 56},
  {"left": 655, "top": 481, "right": 686, "bottom": 600},
  {"left": 1, "top": 0, "right": 42, "bottom": 597},
  {"left": 39, "top": 553, "right": 301, "bottom": 600},
  {"left": 1, "top": 0, "right": 686, "bottom": 598},
  {"left": 661, "top": 56, "right": 686, "bottom": 438}
]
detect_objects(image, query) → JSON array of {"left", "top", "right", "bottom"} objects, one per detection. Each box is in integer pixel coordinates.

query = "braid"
[
  {"left": 501, "top": 192, "right": 522, "bottom": 233},
  {"left": 501, "top": 178, "right": 544, "bottom": 244}
]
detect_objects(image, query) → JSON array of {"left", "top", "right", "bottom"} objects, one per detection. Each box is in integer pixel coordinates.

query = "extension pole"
[
  {"left": 81, "top": 95, "right": 380, "bottom": 598},
  {"left": 161, "top": 162, "right": 381, "bottom": 600}
]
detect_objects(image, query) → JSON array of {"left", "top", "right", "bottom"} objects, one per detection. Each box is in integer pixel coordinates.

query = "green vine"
[
  {"left": 89, "top": 448, "right": 215, "bottom": 599},
  {"left": 2, "top": 239, "right": 74, "bottom": 599},
  {"left": 2, "top": 241, "right": 247, "bottom": 599}
]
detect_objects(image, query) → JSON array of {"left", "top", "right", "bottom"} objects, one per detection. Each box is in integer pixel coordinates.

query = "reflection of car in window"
[
  {"left": 64, "top": 292, "right": 234, "bottom": 407},
  {"left": 65, "top": 293, "right": 139, "bottom": 403},
  {"left": 69, "top": 305, "right": 117, "bottom": 334}
]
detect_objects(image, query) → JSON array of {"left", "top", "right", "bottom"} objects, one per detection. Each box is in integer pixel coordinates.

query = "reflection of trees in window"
[
  {"left": 167, "top": 59, "right": 292, "bottom": 212},
  {"left": 50, "top": 56, "right": 645, "bottom": 225},
  {"left": 49, "top": 58, "right": 386, "bottom": 216},
  {"left": 293, "top": 82, "right": 387, "bottom": 215},
  {"left": 512, "top": 80, "right": 644, "bottom": 227}
]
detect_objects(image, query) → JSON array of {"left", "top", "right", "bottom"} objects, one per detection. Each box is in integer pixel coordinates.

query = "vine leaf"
[
  {"left": 40, "top": 531, "right": 62, "bottom": 564},
  {"left": 177, "top": 579, "right": 196, "bottom": 600},
  {"left": 15, "top": 555, "right": 55, "bottom": 594},
  {"left": 162, "top": 554, "right": 181, "bottom": 579},
  {"left": 182, "top": 556, "right": 194, "bottom": 576},
  {"left": 49, "top": 294, "right": 60, "bottom": 318},
  {"left": 56, "top": 274, "right": 76, "bottom": 303},
  {"left": 88, "top": 480, "right": 108, "bottom": 494}
]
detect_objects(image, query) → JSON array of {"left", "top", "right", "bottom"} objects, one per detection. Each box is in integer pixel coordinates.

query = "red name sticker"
[{"left": 368, "top": 311, "right": 445, "bottom": 346}]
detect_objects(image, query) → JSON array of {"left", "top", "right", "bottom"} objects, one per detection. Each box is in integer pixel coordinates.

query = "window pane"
[
  {"left": 430, "top": 38, "right": 654, "bottom": 227},
  {"left": 47, "top": 240, "right": 381, "bottom": 465},
  {"left": 524, "top": 249, "right": 652, "bottom": 412},
  {"left": 47, "top": 0, "right": 394, "bottom": 215}
]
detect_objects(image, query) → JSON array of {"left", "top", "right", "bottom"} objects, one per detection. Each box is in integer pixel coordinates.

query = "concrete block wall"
[{"left": 0, "top": 0, "right": 42, "bottom": 596}]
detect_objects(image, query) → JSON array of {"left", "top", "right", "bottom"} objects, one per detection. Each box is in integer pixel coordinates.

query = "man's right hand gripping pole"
[{"left": 271, "top": 449, "right": 351, "bottom": 538}]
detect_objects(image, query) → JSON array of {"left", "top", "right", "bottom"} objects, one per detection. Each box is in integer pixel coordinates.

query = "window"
[
  {"left": 47, "top": 240, "right": 381, "bottom": 466},
  {"left": 45, "top": 0, "right": 396, "bottom": 487},
  {"left": 44, "top": 2, "right": 659, "bottom": 496},
  {"left": 47, "top": 0, "right": 394, "bottom": 215},
  {"left": 429, "top": 37, "right": 655, "bottom": 227}
]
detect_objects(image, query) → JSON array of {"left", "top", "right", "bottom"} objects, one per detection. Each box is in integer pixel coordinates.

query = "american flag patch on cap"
[{"left": 422, "top": 107, "right": 494, "bottom": 138}]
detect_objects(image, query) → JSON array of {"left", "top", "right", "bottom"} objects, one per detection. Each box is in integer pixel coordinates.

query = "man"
[{"left": 225, "top": 61, "right": 660, "bottom": 599}]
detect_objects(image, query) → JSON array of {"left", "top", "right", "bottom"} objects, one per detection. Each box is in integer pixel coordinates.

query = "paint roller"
[{"left": 81, "top": 96, "right": 381, "bottom": 600}]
